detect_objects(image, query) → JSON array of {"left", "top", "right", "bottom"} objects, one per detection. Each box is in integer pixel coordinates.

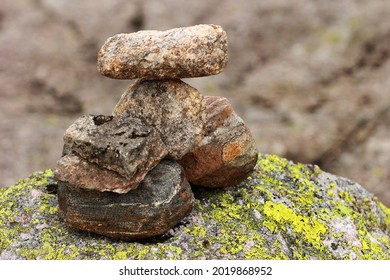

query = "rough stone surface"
[
  {"left": 97, "top": 24, "right": 228, "bottom": 80},
  {"left": 55, "top": 155, "right": 136, "bottom": 193},
  {"left": 1, "top": 154, "right": 389, "bottom": 260},
  {"left": 61, "top": 114, "right": 168, "bottom": 192},
  {"left": 113, "top": 79, "right": 203, "bottom": 160},
  {"left": 178, "top": 96, "right": 258, "bottom": 188},
  {"left": 57, "top": 159, "right": 194, "bottom": 241}
]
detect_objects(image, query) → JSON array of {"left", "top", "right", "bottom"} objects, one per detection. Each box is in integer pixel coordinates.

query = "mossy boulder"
[{"left": 1, "top": 154, "right": 389, "bottom": 260}]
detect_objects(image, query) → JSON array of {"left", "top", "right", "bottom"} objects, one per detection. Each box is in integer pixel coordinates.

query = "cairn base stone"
[{"left": 57, "top": 159, "right": 194, "bottom": 241}]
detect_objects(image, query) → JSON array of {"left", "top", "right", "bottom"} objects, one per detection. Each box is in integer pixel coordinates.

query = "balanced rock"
[
  {"left": 61, "top": 113, "right": 168, "bottom": 193},
  {"left": 178, "top": 96, "right": 258, "bottom": 188},
  {"left": 97, "top": 24, "right": 228, "bottom": 80},
  {"left": 57, "top": 159, "right": 194, "bottom": 240},
  {"left": 113, "top": 79, "right": 203, "bottom": 160},
  {"left": 51, "top": 24, "right": 257, "bottom": 243}
]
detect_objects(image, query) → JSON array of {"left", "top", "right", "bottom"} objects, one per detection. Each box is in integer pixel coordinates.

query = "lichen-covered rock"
[
  {"left": 61, "top": 114, "right": 168, "bottom": 192},
  {"left": 113, "top": 79, "right": 203, "bottom": 160},
  {"left": 97, "top": 24, "right": 228, "bottom": 80},
  {"left": 178, "top": 96, "right": 258, "bottom": 187},
  {"left": 1, "top": 154, "right": 389, "bottom": 260},
  {"left": 57, "top": 159, "right": 194, "bottom": 241}
]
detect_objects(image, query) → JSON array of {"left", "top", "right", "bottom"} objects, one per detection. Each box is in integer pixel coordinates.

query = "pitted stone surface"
[
  {"left": 97, "top": 24, "right": 228, "bottom": 80},
  {"left": 113, "top": 79, "right": 204, "bottom": 160},
  {"left": 61, "top": 113, "right": 168, "bottom": 192},
  {"left": 57, "top": 159, "right": 194, "bottom": 241}
]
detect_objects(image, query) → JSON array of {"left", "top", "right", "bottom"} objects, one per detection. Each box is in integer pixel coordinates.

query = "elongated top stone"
[{"left": 97, "top": 24, "right": 228, "bottom": 80}]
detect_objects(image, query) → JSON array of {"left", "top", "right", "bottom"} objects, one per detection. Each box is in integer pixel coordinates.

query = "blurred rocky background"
[{"left": 0, "top": 0, "right": 389, "bottom": 206}]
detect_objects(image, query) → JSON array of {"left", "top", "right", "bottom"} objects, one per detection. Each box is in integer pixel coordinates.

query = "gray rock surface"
[
  {"left": 57, "top": 159, "right": 194, "bottom": 241},
  {"left": 97, "top": 24, "right": 228, "bottom": 79},
  {"left": 1, "top": 154, "right": 388, "bottom": 260},
  {"left": 60, "top": 114, "right": 168, "bottom": 192},
  {"left": 179, "top": 96, "right": 258, "bottom": 187},
  {"left": 113, "top": 79, "right": 204, "bottom": 160}
]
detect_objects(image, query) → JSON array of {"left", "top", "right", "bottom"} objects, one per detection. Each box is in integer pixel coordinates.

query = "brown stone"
[
  {"left": 178, "top": 96, "right": 258, "bottom": 188},
  {"left": 62, "top": 113, "right": 168, "bottom": 192},
  {"left": 57, "top": 159, "right": 194, "bottom": 241},
  {"left": 113, "top": 79, "right": 203, "bottom": 160},
  {"left": 55, "top": 154, "right": 137, "bottom": 193},
  {"left": 97, "top": 24, "right": 228, "bottom": 80}
]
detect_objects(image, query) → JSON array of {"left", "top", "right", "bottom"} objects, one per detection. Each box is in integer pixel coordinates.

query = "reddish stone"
[
  {"left": 55, "top": 155, "right": 137, "bottom": 193},
  {"left": 178, "top": 96, "right": 258, "bottom": 188}
]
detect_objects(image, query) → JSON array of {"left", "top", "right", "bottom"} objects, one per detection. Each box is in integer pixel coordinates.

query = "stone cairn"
[{"left": 55, "top": 24, "right": 258, "bottom": 240}]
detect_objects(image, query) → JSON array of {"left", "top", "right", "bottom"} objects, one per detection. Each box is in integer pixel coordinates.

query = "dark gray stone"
[
  {"left": 57, "top": 159, "right": 194, "bottom": 241},
  {"left": 61, "top": 113, "right": 168, "bottom": 192}
]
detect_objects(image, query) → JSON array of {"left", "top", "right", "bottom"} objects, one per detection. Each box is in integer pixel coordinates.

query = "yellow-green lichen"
[
  {"left": 1, "top": 154, "right": 389, "bottom": 260},
  {"left": 379, "top": 203, "right": 390, "bottom": 228},
  {"left": 253, "top": 154, "right": 389, "bottom": 259},
  {"left": 263, "top": 201, "right": 327, "bottom": 250},
  {"left": 0, "top": 170, "right": 55, "bottom": 253},
  {"left": 200, "top": 187, "right": 272, "bottom": 258},
  {"left": 354, "top": 233, "right": 389, "bottom": 260},
  {"left": 112, "top": 251, "right": 127, "bottom": 260},
  {"left": 18, "top": 227, "right": 80, "bottom": 260},
  {"left": 185, "top": 225, "right": 206, "bottom": 238}
]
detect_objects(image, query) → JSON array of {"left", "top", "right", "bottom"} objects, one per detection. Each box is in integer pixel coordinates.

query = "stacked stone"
[{"left": 55, "top": 24, "right": 258, "bottom": 240}]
